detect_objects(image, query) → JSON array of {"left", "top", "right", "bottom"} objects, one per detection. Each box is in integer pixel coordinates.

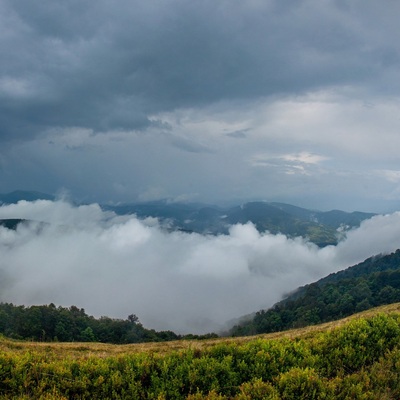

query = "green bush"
[
  {"left": 237, "top": 378, "right": 280, "bottom": 399},
  {"left": 277, "top": 368, "right": 332, "bottom": 399},
  {"left": 2, "top": 314, "right": 400, "bottom": 398}
]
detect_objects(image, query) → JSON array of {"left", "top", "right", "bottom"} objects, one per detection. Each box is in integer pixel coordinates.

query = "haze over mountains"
[
  {"left": 0, "top": 190, "right": 399, "bottom": 334},
  {"left": 105, "top": 200, "right": 375, "bottom": 247},
  {"left": 1, "top": 190, "right": 375, "bottom": 247}
]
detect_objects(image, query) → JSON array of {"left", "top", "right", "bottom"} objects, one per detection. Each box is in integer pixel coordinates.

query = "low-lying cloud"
[{"left": 1, "top": 200, "right": 400, "bottom": 334}]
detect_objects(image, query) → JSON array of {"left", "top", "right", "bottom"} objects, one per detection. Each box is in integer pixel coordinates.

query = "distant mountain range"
[
  {"left": 0, "top": 190, "right": 55, "bottom": 204},
  {"left": 104, "top": 199, "right": 376, "bottom": 247},
  {"left": 0, "top": 190, "right": 376, "bottom": 246}
]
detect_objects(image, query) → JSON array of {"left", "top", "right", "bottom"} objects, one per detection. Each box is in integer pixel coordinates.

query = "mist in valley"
[{"left": 1, "top": 200, "right": 400, "bottom": 334}]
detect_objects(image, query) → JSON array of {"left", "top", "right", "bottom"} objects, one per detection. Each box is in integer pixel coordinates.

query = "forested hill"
[
  {"left": 290, "top": 249, "right": 400, "bottom": 300},
  {"left": 230, "top": 249, "right": 400, "bottom": 336}
]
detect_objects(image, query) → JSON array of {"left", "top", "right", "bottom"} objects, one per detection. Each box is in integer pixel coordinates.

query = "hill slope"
[
  {"left": 230, "top": 249, "right": 400, "bottom": 336},
  {"left": 2, "top": 305, "right": 400, "bottom": 398}
]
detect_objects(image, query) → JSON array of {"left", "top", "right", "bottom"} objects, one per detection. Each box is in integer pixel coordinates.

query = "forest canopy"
[{"left": 0, "top": 303, "right": 216, "bottom": 343}]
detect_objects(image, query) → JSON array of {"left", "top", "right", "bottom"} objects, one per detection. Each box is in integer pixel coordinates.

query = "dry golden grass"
[{"left": 2, "top": 302, "right": 400, "bottom": 360}]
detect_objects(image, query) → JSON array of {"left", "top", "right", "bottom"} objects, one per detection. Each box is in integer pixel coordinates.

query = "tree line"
[{"left": 0, "top": 303, "right": 217, "bottom": 343}]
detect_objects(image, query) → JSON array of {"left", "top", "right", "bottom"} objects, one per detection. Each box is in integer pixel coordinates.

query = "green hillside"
[
  {"left": 230, "top": 249, "right": 400, "bottom": 336},
  {"left": 2, "top": 307, "right": 400, "bottom": 398}
]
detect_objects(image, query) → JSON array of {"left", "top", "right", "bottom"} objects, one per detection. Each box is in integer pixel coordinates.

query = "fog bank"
[{"left": 1, "top": 200, "right": 400, "bottom": 334}]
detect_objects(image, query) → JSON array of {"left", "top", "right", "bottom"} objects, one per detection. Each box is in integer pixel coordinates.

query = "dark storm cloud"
[{"left": 1, "top": 0, "right": 397, "bottom": 141}]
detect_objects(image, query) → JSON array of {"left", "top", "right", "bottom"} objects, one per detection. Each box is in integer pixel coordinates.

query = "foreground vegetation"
[{"left": 3, "top": 305, "right": 400, "bottom": 398}]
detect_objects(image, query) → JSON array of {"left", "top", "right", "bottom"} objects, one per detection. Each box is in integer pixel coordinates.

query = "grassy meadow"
[{"left": 2, "top": 303, "right": 400, "bottom": 399}]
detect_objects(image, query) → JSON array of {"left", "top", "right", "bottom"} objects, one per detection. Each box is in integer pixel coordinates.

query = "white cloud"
[
  {"left": 375, "top": 169, "right": 400, "bottom": 183},
  {"left": 248, "top": 151, "right": 327, "bottom": 176},
  {"left": 281, "top": 152, "right": 329, "bottom": 165},
  {"left": 1, "top": 200, "right": 400, "bottom": 334},
  {"left": 0, "top": 77, "right": 33, "bottom": 99}
]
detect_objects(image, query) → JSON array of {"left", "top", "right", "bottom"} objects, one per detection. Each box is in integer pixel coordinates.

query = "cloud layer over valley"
[{"left": 1, "top": 200, "right": 400, "bottom": 334}]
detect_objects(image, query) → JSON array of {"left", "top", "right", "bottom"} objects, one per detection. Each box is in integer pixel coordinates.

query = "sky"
[
  {"left": 1, "top": 0, "right": 400, "bottom": 211},
  {"left": 1, "top": 200, "right": 400, "bottom": 334}
]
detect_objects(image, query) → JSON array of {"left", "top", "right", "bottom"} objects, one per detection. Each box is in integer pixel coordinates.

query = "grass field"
[{"left": 2, "top": 303, "right": 400, "bottom": 399}]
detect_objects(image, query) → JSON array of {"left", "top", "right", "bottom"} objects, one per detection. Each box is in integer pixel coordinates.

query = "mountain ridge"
[{"left": 0, "top": 190, "right": 376, "bottom": 246}]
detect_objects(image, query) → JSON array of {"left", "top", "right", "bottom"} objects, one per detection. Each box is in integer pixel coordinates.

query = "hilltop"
[{"left": 2, "top": 304, "right": 400, "bottom": 398}]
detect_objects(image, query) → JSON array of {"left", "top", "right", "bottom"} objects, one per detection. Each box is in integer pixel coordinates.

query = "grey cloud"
[
  {"left": 226, "top": 129, "right": 249, "bottom": 139},
  {"left": 1, "top": 0, "right": 398, "bottom": 141},
  {"left": 2, "top": 0, "right": 400, "bottom": 212},
  {"left": 169, "top": 135, "right": 214, "bottom": 154}
]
